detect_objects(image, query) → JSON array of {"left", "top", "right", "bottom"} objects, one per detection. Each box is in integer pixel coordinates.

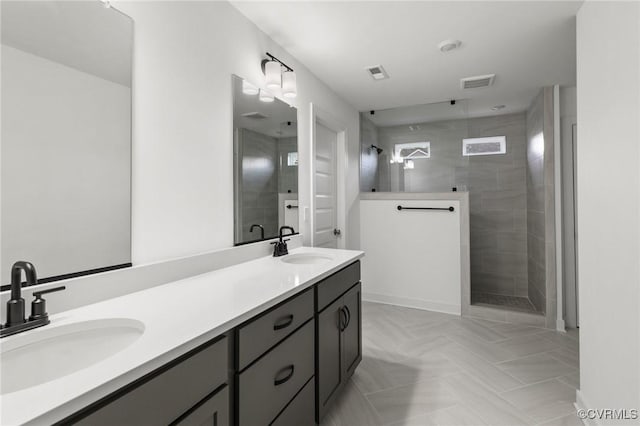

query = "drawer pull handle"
[
  {"left": 273, "top": 314, "right": 294, "bottom": 331},
  {"left": 274, "top": 365, "right": 295, "bottom": 386}
]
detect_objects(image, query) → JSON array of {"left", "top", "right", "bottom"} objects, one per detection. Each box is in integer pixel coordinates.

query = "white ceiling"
[
  {"left": 232, "top": 1, "right": 581, "bottom": 118},
  {"left": 1, "top": 1, "right": 133, "bottom": 87}
]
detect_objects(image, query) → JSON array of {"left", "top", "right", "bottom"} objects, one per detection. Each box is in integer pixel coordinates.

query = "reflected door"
[{"left": 314, "top": 123, "right": 338, "bottom": 248}]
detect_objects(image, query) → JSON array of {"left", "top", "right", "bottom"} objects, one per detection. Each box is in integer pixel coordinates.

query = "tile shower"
[{"left": 361, "top": 92, "right": 556, "bottom": 320}]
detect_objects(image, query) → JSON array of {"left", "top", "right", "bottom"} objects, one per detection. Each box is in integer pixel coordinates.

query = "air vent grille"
[
  {"left": 366, "top": 65, "right": 389, "bottom": 81},
  {"left": 460, "top": 74, "right": 496, "bottom": 89}
]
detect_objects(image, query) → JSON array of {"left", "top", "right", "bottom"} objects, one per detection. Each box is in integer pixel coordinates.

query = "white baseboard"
[
  {"left": 557, "top": 318, "right": 566, "bottom": 332},
  {"left": 575, "top": 390, "right": 598, "bottom": 426},
  {"left": 362, "top": 292, "right": 461, "bottom": 316}
]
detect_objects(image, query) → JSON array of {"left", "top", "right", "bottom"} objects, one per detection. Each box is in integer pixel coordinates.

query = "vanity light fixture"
[
  {"left": 264, "top": 60, "right": 281, "bottom": 90},
  {"left": 259, "top": 89, "right": 274, "bottom": 103},
  {"left": 242, "top": 80, "right": 259, "bottom": 95},
  {"left": 282, "top": 70, "right": 297, "bottom": 98},
  {"left": 261, "top": 52, "right": 297, "bottom": 98}
]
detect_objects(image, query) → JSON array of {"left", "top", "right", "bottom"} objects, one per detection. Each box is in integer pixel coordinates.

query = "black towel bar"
[{"left": 397, "top": 205, "right": 454, "bottom": 212}]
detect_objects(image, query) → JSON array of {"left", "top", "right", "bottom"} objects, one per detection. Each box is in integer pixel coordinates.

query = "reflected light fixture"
[
  {"left": 259, "top": 89, "right": 274, "bottom": 103},
  {"left": 261, "top": 52, "right": 297, "bottom": 98},
  {"left": 242, "top": 80, "right": 259, "bottom": 95}
]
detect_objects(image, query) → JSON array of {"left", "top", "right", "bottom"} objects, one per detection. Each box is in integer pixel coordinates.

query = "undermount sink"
[
  {"left": 281, "top": 253, "right": 333, "bottom": 265},
  {"left": 1, "top": 318, "right": 144, "bottom": 395}
]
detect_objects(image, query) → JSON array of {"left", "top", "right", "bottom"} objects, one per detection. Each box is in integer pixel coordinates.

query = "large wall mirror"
[
  {"left": 232, "top": 75, "right": 299, "bottom": 245},
  {"left": 1, "top": 1, "right": 133, "bottom": 287}
]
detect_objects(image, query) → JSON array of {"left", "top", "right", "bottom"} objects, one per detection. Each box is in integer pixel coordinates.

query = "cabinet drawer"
[
  {"left": 238, "top": 320, "right": 314, "bottom": 426},
  {"left": 237, "top": 289, "right": 313, "bottom": 370},
  {"left": 75, "top": 336, "right": 228, "bottom": 426},
  {"left": 316, "top": 261, "right": 360, "bottom": 312},
  {"left": 271, "top": 378, "right": 315, "bottom": 426},
  {"left": 173, "top": 386, "right": 229, "bottom": 426}
]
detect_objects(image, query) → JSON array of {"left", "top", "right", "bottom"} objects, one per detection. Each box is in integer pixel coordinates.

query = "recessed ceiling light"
[
  {"left": 438, "top": 39, "right": 462, "bottom": 53},
  {"left": 491, "top": 105, "right": 507, "bottom": 111}
]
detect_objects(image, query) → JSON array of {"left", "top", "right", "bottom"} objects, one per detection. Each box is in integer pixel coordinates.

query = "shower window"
[
  {"left": 287, "top": 152, "right": 298, "bottom": 166},
  {"left": 462, "top": 136, "right": 506, "bottom": 156}
]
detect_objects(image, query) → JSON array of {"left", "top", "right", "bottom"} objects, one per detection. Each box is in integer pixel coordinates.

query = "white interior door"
[{"left": 314, "top": 122, "right": 338, "bottom": 248}]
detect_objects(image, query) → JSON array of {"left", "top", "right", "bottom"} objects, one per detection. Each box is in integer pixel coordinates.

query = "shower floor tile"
[{"left": 471, "top": 292, "right": 540, "bottom": 314}]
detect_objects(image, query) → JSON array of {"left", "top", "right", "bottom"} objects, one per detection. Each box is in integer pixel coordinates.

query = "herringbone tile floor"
[{"left": 322, "top": 302, "right": 581, "bottom": 426}]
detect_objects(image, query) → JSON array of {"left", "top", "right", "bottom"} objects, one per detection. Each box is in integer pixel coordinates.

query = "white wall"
[
  {"left": 360, "top": 195, "right": 464, "bottom": 315},
  {"left": 576, "top": 1, "right": 640, "bottom": 421},
  {"left": 114, "top": 1, "right": 360, "bottom": 264},
  {"left": 1, "top": 45, "right": 131, "bottom": 283}
]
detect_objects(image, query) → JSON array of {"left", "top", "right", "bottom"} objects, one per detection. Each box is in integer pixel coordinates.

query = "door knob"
[{"left": 333, "top": 228, "right": 342, "bottom": 236}]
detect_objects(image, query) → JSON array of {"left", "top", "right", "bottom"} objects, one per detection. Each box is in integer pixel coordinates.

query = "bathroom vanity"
[{"left": 0, "top": 248, "right": 363, "bottom": 426}]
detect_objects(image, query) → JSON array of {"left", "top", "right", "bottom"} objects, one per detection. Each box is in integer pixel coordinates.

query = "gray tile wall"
[
  {"left": 377, "top": 118, "right": 469, "bottom": 193},
  {"left": 238, "top": 128, "right": 279, "bottom": 242},
  {"left": 277, "top": 137, "right": 298, "bottom": 194},
  {"left": 466, "top": 114, "right": 529, "bottom": 298},
  {"left": 373, "top": 113, "right": 529, "bottom": 298}
]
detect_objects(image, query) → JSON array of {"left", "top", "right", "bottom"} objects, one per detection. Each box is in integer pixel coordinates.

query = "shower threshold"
[{"left": 471, "top": 292, "right": 542, "bottom": 314}]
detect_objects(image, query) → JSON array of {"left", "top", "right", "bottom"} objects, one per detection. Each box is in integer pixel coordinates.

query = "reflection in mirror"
[
  {"left": 1, "top": 1, "right": 133, "bottom": 286},
  {"left": 232, "top": 75, "right": 299, "bottom": 245}
]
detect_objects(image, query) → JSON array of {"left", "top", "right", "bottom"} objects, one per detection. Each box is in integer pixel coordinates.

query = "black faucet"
[
  {"left": 1, "top": 261, "right": 65, "bottom": 338},
  {"left": 272, "top": 226, "right": 295, "bottom": 257},
  {"left": 6, "top": 261, "right": 36, "bottom": 327},
  {"left": 250, "top": 224, "right": 265, "bottom": 240}
]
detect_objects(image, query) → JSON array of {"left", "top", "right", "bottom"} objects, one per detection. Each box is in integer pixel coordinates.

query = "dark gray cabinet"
[
  {"left": 315, "top": 262, "right": 362, "bottom": 423},
  {"left": 62, "top": 260, "right": 362, "bottom": 426},
  {"left": 234, "top": 288, "right": 316, "bottom": 426},
  {"left": 67, "top": 336, "right": 229, "bottom": 426},
  {"left": 237, "top": 321, "right": 314, "bottom": 426},
  {"left": 174, "top": 386, "right": 229, "bottom": 426},
  {"left": 271, "top": 378, "right": 315, "bottom": 426},
  {"left": 237, "top": 289, "right": 314, "bottom": 370},
  {"left": 342, "top": 283, "right": 362, "bottom": 378}
]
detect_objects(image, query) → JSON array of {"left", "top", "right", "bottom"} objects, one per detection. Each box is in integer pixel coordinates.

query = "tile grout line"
[{"left": 497, "top": 377, "right": 578, "bottom": 395}]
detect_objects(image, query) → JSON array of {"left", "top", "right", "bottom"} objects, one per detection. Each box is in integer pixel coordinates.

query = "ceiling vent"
[
  {"left": 241, "top": 112, "right": 269, "bottom": 119},
  {"left": 366, "top": 65, "right": 389, "bottom": 81},
  {"left": 460, "top": 74, "right": 495, "bottom": 89}
]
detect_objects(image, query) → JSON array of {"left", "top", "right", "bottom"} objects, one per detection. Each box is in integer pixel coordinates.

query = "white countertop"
[{"left": 0, "top": 246, "right": 364, "bottom": 426}]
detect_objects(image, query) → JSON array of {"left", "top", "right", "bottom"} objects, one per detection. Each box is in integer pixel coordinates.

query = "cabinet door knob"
[{"left": 274, "top": 365, "right": 295, "bottom": 386}]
